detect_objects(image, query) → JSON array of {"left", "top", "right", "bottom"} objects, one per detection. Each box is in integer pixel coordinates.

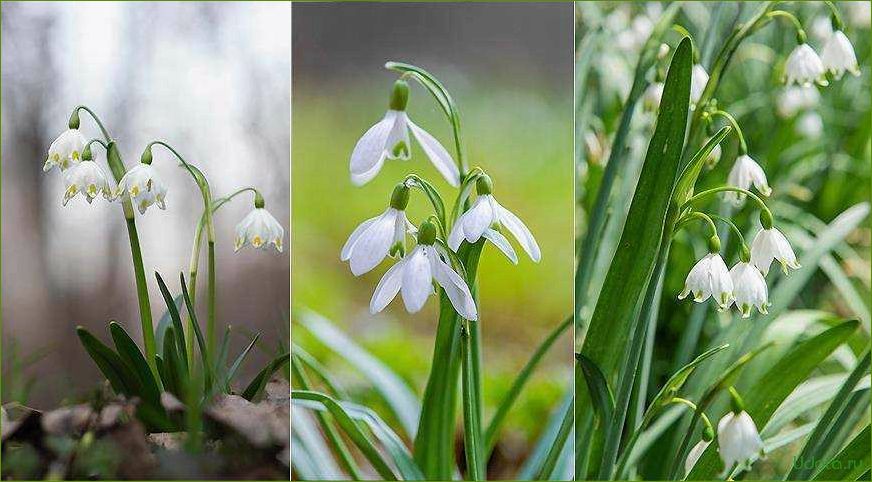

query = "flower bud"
[
  {"left": 729, "top": 386, "right": 745, "bottom": 414},
  {"left": 140, "top": 145, "right": 154, "bottom": 165},
  {"left": 759, "top": 209, "right": 774, "bottom": 230},
  {"left": 702, "top": 423, "right": 715, "bottom": 442},
  {"left": 68, "top": 109, "right": 80, "bottom": 130},
  {"left": 708, "top": 235, "right": 721, "bottom": 254},
  {"left": 254, "top": 191, "right": 265, "bottom": 209},
  {"left": 389, "top": 184, "right": 411, "bottom": 210},
  {"left": 389, "top": 79, "right": 410, "bottom": 111},
  {"left": 82, "top": 144, "right": 93, "bottom": 161},
  {"left": 475, "top": 174, "right": 493, "bottom": 196},
  {"left": 417, "top": 220, "right": 437, "bottom": 245}
]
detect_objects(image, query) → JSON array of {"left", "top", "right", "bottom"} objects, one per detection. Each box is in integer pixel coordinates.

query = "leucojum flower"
[
  {"left": 349, "top": 79, "right": 459, "bottom": 187},
  {"left": 717, "top": 388, "right": 763, "bottom": 474},
  {"left": 726, "top": 154, "right": 771, "bottom": 205},
  {"left": 750, "top": 225, "right": 800, "bottom": 276},
  {"left": 784, "top": 42, "right": 828, "bottom": 87},
  {"left": 44, "top": 128, "right": 86, "bottom": 172},
  {"left": 448, "top": 174, "right": 541, "bottom": 264},
  {"left": 62, "top": 149, "right": 115, "bottom": 205},
  {"left": 235, "top": 200, "right": 285, "bottom": 253},
  {"left": 690, "top": 63, "right": 709, "bottom": 104},
  {"left": 679, "top": 236, "right": 733, "bottom": 311},
  {"left": 341, "top": 184, "right": 414, "bottom": 275},
  {"left": 370, "top": 221, "right": 477, "bottom": 320},
  {"left": 821, "top": 29, "right": 860, "bottom": 79},
  {"left": 729, "top": 259, "right": 769, "bottom": 318},
  {"left": 116, "top": 161, "right": 169, "bottom": 214}
]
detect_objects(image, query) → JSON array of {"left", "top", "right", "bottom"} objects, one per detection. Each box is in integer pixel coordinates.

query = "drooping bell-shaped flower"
[
  {"left": 370, "top": 221, "right": 477, "bottom": 320},
  {"left": 116, "top": 162, "right": 168, "bottom": 214},
  {"left": 690, "top": 63, "right": 710, "bottom": 104},
  {"left": 784, "top": 43, "right": 828, "bottom": 87},
  {"left": 678, "top": 247, "right": 734, "bottom": 311},
  {"left": 62, "top": 160, "right": 115, "bottom": 206},
  {"left": 349, "top": 79, "right": 459, "bottom": 187},
  {"left": 729, "top": 261, "right": 769, "bottom": 318},
  {"left": 717, "top": 389, "right": 763, "bottom": 473},
  {"left": 44, "top": 128, "right": 87, "bottom": 172},
  {"left": 235, "top": 205, "right": 284, "bottom": 253},
  {"left": 750, "top": 227, "right": 800, "bottom": 275},
  {"left": 726, "top": 154, "right": 771, "bottom": 205},
  {"left": 341, "top": 184, "right": 414, "bottom": 275},
  {"left": 704, "top": 139, "right": 722, "bottom": 168},
  {"left": 821, "top": 30, "right": 860, "bottom": 79},
  {"left": 643, "top": 82, "right": 664, "bottom": 111},
  {"left": 447, "top": 175, "right": 540, "bottom": 263}
]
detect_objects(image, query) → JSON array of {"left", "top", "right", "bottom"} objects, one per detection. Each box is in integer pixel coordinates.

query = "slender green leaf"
[
  {"left": 162, "top": 327, "right": 186, "bottom": 399},
  {"left": 293, "top": 390, "right": 398, "bottom": 481},
  {"left": 460, "top": 324, "right": 484, "bottom": 481},
  {"left": 109, "top": 321, "right": 162, "bottom": 405},
  {"left": 686, "top": 320, "right": 860, "bottom": 479},
  {"left": 242, "top": 353, "right": 289, "bottom": 401},
  {"left": 578, "top": 354, "right": 614, "bottom": 426},
  {"left": 520, "top": 392, "right": 574, "bottom": 480},
  {"left": 155, "top": 294, "right": 184, "bottom": 353},
  {"left": 811, "top": 425, "right": 870, "bottom": 481},
  {"left": 179, "top": 272, "right": 212, "bottom": 390},
  {"left": 224, "top": 333, "right": 260, "bottom": 390},
  {"left": 155, "top": 272, "right": 189, "bottom": 376},
  {"left": 76, "top": 326, "right": 133, "bottom": 396}
]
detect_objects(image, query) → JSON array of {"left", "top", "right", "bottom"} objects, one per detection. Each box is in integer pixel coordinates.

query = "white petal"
[
  {"left": 349, "top": 113, "right": 394, "bottom": 186},
  {"left": 349, "top": 209, "right": 397, "bottom": 276},
  {"left": 407, "top": 118, "right": 459, "bottom": 187},
  {"left": 685, "top": 440, "right": 710, "bottom": 476},
  {"left": 460, "top": 196, "right": 495, "bottom": 244},
  {"left": 341, "top": 216, "right": 379, "bottom": 261},
  {"left": 447, "top": 221, "right": 465, "bottom": 252},
  {"left": 369, "top": 260, "right": 404, "bottom": 314},
  {"left": 496, "top": 201, "right": 541, "bottom": 262},
  {"left": 429, "top": 249, "right": 478, "bottom": 320},
  {"left": 400, "top": 246, "right": 433, "bottom": 313},
  {"left": 482, "top": 228, "right": 518, "bottom": 264}
]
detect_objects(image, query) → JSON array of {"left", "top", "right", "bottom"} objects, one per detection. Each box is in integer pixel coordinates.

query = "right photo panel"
[{"left": 575, "top": 2, "right": 870, "bottom": 481}]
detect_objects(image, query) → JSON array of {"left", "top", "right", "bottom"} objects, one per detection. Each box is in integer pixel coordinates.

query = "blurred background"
[
  {"left": 1, "top": 2, "right": 290, "bottom": 409},
  {"left": 292, "top": 2, "right": 573, "bottom": 476},
  {"left": 576, "top": 2, "right": 870, "bottom": 479}
]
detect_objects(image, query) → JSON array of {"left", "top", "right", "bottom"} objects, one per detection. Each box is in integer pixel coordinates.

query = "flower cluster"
[
  {"left": 343, "top": 73, "right": 539, "bottom": 320},
  {"left": 43, "top": 110, "right": 285, "bottom": 255}
]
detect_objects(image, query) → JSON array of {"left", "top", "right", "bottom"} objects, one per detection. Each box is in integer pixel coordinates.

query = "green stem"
[
  {"left": 765, "top": 10, "right": 806, "bottom": 42},
  {"left": 683, "top": 186, "right": 771, "bottom": 218},
  {"left": 207, "top": 241, "right": 216, "bottom": 356},
  {"left": 708, "top": 213, "right": 751, "bottom": 261},
  {"left": 460, "top": 320, "right": 484, "bottom": 481},
  {"left": 823, "top": 1, "right": 845, "bottom": 30},
  {"left": 676, "top": 211, "right": 719, "bottom": 238},
  {"left": 73, "top": 105, "right": 111, "bottom": 140},
  {"left": 708, "top": 110, "right": 748, "bottom": 154}
]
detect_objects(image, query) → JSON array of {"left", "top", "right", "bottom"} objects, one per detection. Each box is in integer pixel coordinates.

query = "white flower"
[
  {"left": 44, "top": 128, "right": 86, "bottom": 172},
  {"left": 784, "top": 43, "right": 828, "bottom": 87},
  {"left": 705, "top": 140, "right": 722, "bottom": 168},
  {"left": 678, "top": 253, "right": 734, "bottom": 310},
  {"left": 797, "top": 112, "right": 823, "bottom": 138},
  {"left": 717, "top": 411, "right": 763, "bottom": 471},
  {"left": 341, "top": 207, "right": 413, "bottom": 275},
  {"left": 729, "top": 262, "right": 769, "bottom": 318},
  {"left": 751, "top": 227, "right": 800, "bottom": 275},
  {"left": 61, "top": 160, "right": 115, "bottom": 206},
  {"left": 116, "top": 163, "right": 168, "bottom": 214},
  {"left": 777, "top": 86, "right": 820, "bottom": 118},
  {"left": 643, "top": 82, "right": 664, "bottom": 111},
  {"left": 685, "top": 439, "right": 711, "bottom": 476},
  {"left": 447, "top": 194, "right": 540, "bottom": 263},
  {"left": 349, "top": 110, "right": 458, "bottom": 187},
  {"left": 370, "top": 244, "right": 477, "bottom": 320},
  {"left": 726, "top": 154, "right": 771, "bottom": 205},
  {"left": 691, "top": 63, "right": 710, "bottom": 104},
  {"left": 235, "top": 207, "right": 284, "bottom": 253},
  {"left": 821, "top": 30, "right": 860, "bottom": 79}
]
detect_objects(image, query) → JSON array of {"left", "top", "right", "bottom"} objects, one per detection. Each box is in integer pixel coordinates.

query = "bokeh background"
[
  {"left": 1, "top": 2, "right": 290, "bottom": 408},
  {"left": 292, "top": 2, "right": 573, "bottom": 476}
]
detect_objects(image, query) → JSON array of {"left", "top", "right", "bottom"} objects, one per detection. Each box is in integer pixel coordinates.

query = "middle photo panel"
[{"left": 291, "top": 2, "right": 574, "bottom": 480}]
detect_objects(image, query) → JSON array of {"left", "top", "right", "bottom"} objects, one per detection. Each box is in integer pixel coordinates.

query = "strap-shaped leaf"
[
  {"left": 224, "top": 333, "right": 260, "bottom": 391},
  {"left": 76, "top": 326, "right": 134, "bottom": 396},
  {"left": 292, "top": 390, "right": 398, "bottom": 481},
  {"left": 162, "top": 326, "right": 186, "bottom": 399},
  {"left": 109, "top": 321, "right": 162, "bottom": 406},
  {"left": 686, "top": 320, "right": 860, "bottom": 479},
  {"left": 241, "top": 353, "right": 289, "bottom": 401},
  {"left": 578, "top": 353, "right": 615, "bottom": 425},
  {"left": 155, "top": 294, "right": 184, "bottom": 353},
  {"left": 673, "top": 126, "right": 732, "bottom": 206},
  {"left": 179, "top": 272, "right": 212, "bottom": 391},
  {"left": 811, "top": 424, "right": 870, "bottom": 480},
  {"left": 155, "top": 272, "right": 189, "bottom": 376}
]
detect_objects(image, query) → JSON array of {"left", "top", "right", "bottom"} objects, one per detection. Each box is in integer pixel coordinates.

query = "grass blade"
[{"left": 224, "top": 333, "right": 260, "bottom": 391}]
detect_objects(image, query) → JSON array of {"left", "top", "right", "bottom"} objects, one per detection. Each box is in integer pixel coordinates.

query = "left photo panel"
[{"left": 1, "top": 2, "right": 291, "bottom": 479}]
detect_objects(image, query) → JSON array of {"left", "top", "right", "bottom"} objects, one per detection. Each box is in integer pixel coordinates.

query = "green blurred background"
[{"left": 292, "top": 2, "right": 573, "bottom": 471}]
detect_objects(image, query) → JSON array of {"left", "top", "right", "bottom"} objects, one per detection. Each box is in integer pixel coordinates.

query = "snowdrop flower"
[
  {"left": 447, "top": 175, "right": 540, "bottom": 263},
  {"left": 685, "top": 439, "right": 711, "bottom": 476},
  {"left": 717, "top": 389, "right": 763, "bottom": 473},
  {"left": 797, "top": 112, "right": 823, "bottom": 138},
  {"left": 729, "top": 261, "right": 769, "bottom": 318},
  {"left": 116, "top": 162, "right": 168, "bottom": 214},
  {"left": 235, "top": 205, "right": 284, "bottom": 253},
  {"left": 62, "top": 160, "right": 115, "bottom": 206},
  {"left": 784, "top": 43, "right": 828, "bottom": 87},
  {"left": 776, "top": 86, "right": 820, "bottom": 118},
  {"left": 349, "top": 79, "right": 458, "bottom": 187},
  {"left": 726, "top": 154, "right": 771, "bottom": 205},
  {"left": 821, "top": 30, "right": 860, "bottom": 79},
  {"left": 643, "top": 82, "right": 664, "bottom": 111},
  {"left": 691, "top": 63, "right": 709, "bottom": 104},
  {"left": 678, "top": 250, "right": 734, "bottom": 310},
  {"left": 751, "top": 227, "right": 800, "bottom": 275},
  {"left": 370, "top": 221, "right": 477, "bottom": 320},
  {"left": 341, "top": 184, "right": 414, "bottom": 275},
  {"left": 44, "top": 128, "right": 86, "bottom": 172}
]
